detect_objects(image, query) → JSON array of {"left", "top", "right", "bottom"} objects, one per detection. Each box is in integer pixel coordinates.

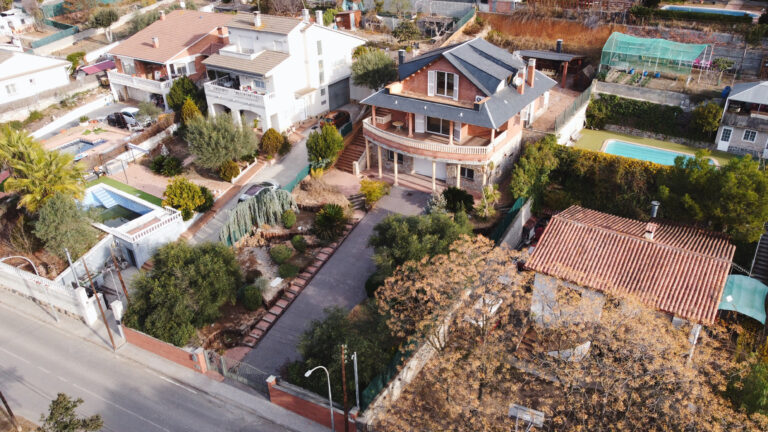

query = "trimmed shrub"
[
  {"left": 278, "top": 263, "right": 299, "bottom": 278},
  {"left": 282, "top": 209, "right": 296, "bottom": 228},
  {"left": 241, "top": 282, "right": 264, "bottom": 311},
  {"left": 442, "top": 187, "right": 474, "bottom": 213},
  {"left": 291, "top": 235, "right": 307, "bottom": 253},
  {"left": 162, "top": 177, "right": 204, "bottom": 220},
  {"left": 314, "top": 203, "right": 348, "bottom": 242},
  {"left": 150, "top": 155, "right": 183, "bottom": 177},
  {"left": 196, "top": 186, "right": 214, "bottom": 213},
  {"left": 218, "top": 160, "right": 240, "bottom": 182},
  {"left": 279, "top": 135, "right": 292, "bottom": 156},
  {"left": 359, "top": 179, "right": 391, "bottom": 207},
  {"left": 365, "top": 272, "right": 385, "bottom": 298},
  {"left": 270, "top": 244, "right": 293, "bottom": 264},
  {"left": 260, "top": 128, "right": 282, "bottom": 158}
]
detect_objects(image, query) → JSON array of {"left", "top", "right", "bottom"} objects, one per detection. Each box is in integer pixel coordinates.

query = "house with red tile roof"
[
  {"left": 525, "top": 205, "right": 736, "bottom": 325},
  {"left": 107, "top": 10, "right": 231, "bottom": 111}
]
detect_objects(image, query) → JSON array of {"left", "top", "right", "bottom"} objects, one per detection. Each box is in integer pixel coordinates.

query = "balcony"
[
  {"left": 107, "top": 70, "right": 175, "bottom": 94},
  {"left": 203, "top": 78, "right": 270, "bottom": 111},
  {"left": 362, "top": 117, "right": 506, "bottom": 163}
]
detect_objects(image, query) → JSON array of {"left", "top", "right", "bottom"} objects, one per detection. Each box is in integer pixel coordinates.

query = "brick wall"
[
  {"left": 400, "top": 57, "right": 484, "bottom": 104},
  {"left": 123, "top": 326, "right": 207, "bottom": 373},
  {"left": 267, "top": 377, "right": 355, "bottom": 429}
]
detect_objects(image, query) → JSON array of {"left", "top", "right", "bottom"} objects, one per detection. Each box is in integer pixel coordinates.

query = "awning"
[
  {"left": 80, "top": 60, "right": 115, "bottom": 75},
  {"left": 719, "top": 275, "right": 768, "bottom": 324}
]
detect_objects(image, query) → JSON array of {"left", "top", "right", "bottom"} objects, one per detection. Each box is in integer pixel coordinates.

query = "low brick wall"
[
  {"left": 267, "top": 376, "right": 355, "bottom": 429},
  {"left": 123, "top": 326, "right": 207, "bottom": 373}
]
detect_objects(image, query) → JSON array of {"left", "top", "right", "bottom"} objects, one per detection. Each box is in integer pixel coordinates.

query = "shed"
[
  {"left": 515, "top": 48, "right": 587, "bottom": 89},
  {"left": 334, "top": 10, "right": 361, "bottom": 30}
]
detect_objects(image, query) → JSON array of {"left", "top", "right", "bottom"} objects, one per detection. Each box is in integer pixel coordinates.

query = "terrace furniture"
[{"left": 392, "top": 120, "right": 404, "bottom": 132}]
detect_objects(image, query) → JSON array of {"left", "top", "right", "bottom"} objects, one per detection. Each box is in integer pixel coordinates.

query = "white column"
[
  {"left": 377, "top": 146, "right": 382, "bottom": 179},
  {"left": 233, "top": 109, "right": 241, "bottom": 126},
  {"left": 432, "top": 161, "right": 436, "bottom": 192},
  {"left": 449, "top": 121, "right": 454, "bottom": 145},
  {"left": 162, "top": 93, "right": 169, "bottom": 112},
  {"left": 456, "top": 163, "right": 461, "bottom": 189},
  {"left": 365, "top": 138, "right": 370, "bottom": 170},
  {"left": 393, "top": 153, "right": 399, "bottom": 186}
]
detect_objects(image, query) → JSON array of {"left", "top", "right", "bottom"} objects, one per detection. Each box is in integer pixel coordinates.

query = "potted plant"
[{"left": 79, "top": 115, "right": 89, "bottom": 127}]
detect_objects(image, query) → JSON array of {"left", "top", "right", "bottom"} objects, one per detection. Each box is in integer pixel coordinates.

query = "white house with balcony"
[
  {"left": 716, "top": 81, "right": 768, "bottom": 158},
  {"left": 107, "top": 10, "right": 231, "bottom": 110},
  {"left": 201, "top": 11, "right": 365, "bottom": 132}
]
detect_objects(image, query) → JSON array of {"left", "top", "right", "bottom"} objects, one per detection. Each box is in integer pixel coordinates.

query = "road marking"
[
  {"left": 0, "top": 346, "right": 31, "bottom": 364},
  {"left": 72, "top": 384, "right": 171, "bottom": 432},
  {"left": 58, "top": 377, "right": 69, "bottom": 383},
  {"left": 156, "top": 374, "right": 198, "bottom": 394},
  {"left": 37, "top": 366, "right": 51, "bottom": 374}
]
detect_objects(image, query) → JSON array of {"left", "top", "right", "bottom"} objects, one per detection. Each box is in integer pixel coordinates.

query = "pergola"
[{"left": 600, "top": 32, "right": 708, "bottom": 76}]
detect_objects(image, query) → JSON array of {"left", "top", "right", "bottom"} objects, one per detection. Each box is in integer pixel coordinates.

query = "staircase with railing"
[{"left": 750, "top": 223, "right": 768, "bottom": 285}]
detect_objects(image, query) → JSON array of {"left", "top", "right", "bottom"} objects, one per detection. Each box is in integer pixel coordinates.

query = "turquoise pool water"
[
  {"left": 603, "top": 140, "right": 695, "bottom": 166},
  {"left": 661, "top": 5, "right": 758, "bottom": 18}
]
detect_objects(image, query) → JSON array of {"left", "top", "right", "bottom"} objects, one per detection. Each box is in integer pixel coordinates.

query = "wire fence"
[
  {"left": 554, "top": 81, "right": 595, "bottom": 132},
  {"left": 206, "top": 351, "right": 271, "bottom": 396},
  {"left": 455, "top": 7, "right": 475, "bottom": 28}
]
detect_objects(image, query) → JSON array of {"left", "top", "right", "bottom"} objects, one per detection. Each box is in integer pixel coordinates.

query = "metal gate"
[
  {"left": 206, "top": 351, "right": 271, "bottom": 396},
  {"left": 328, "top": 77, "right": 350, "bottom": 111}
]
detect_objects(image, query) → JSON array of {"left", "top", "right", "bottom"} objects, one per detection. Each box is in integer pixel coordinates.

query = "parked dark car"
[
  {"left": 106, "top": 112, "right": 129, "bottom": 129},
  {"left": 320, "top": 110, "right": 350, "bottom": 129}
]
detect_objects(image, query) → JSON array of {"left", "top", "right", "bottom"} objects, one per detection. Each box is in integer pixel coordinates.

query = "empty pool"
[
  {"left": 602, "top": 140, "right": 714, "bottom": 166},
  {"left": 82, "top": 185, "right": 153, "bottom": 228},
  {"left": 56, "top": 139, "right": 107, "bottom": 160},
  {"left": 661, "top": 5, "right": 758, "bottom": 18}
]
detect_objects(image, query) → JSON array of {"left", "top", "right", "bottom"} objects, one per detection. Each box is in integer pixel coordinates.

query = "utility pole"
[
  {"left": 82, "top": 259, "right": 117, "bottom": 352},
  {"left": 341, "top": 345, "right": 349, "bottom": 432},
  {"left": 109, "top": 247, "right": 129, "bottom": 303},
  {"left": 0, "top": 391, "right": 21, "bottom": 432}
]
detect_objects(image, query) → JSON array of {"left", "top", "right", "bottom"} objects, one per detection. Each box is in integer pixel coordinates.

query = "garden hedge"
[{"left": 630, "top": 6, "right": 753, "bottom": 24}]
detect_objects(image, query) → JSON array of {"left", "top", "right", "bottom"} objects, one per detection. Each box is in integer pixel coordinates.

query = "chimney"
[
  {"left": 526, "top": 58, "right": 536, "bottom": 88},
  {"left": 159, "top": 10, "right": 165, "bottom": 20},
  {"left": 398, "top": 49, "right": 405, "bottom": 65},
  {"left": 556, "top": 39, "right": 563, "bottom": 53},
  {"left": 152, "top": 37, "right": 160, "bottom": 48},
  {"left": 254, "top": 11, "right": 262, "bottom": 27},
  {"left": 650, "top": 200, "right": 660, "bottom": 218},
  {"left": 179, "top": 0, "right": 185, "bottom": 8},
  {"left": 315, "top": 10, "right": 323, "bottom": 26},
  {"left": 302, "top": 8, "right": 310, "bottom": 23},
  {"left": 217, "top": 26, "right": 228, "bottom": 38},
  {"left": 643, "top": 222, "right": 658, "bottom": 241},
  {"left": 515, "top": 71, "right": 524, "bottom": 95}
]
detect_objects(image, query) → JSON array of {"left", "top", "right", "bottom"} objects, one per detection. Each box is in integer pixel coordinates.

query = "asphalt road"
[{"left": 0, "top": 304, "right": 293, "bottom": 432}]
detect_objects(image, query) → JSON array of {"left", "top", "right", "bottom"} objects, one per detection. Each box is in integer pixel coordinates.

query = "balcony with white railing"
[
  {"left": 363, "top": 117, "right": 508, "bottom": 163},
  {"left": 203, "top": 78, "right": 270, "bottom": 111},
  {"left": 107, "top": 70, "right": 175, "bottom": 94}
]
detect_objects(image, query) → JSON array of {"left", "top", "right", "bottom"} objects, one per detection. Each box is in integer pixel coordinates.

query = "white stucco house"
[
  {"left": 0, "top": 49, "right": 70, "bottom": 104},
  {"left": 201, "top": 10, "right": 366, "bottom": 132}
]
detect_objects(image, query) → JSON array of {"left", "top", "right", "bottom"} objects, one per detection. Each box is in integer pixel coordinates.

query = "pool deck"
[
  {"left": 42, "top": 124, "right": 130, "bottom": 156},
  {"left": 573, "top": 129, "right": 734, "bottom": 166}
]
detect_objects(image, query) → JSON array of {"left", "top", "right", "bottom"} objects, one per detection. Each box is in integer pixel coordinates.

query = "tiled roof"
[
  {"left": 109, "top": 11, "right": 231, "bottom": 63},
  {"left": 227, "top": 13, "right": 302, "bottom": 34},
  {"left": 525, "top": 206, "right": 735, "bottom": 324},
  {"left": 202, "top": 50, "right": 289, "bottom": 76}
]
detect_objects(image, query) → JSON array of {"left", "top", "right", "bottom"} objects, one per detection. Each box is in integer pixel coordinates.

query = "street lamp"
[
  {"left": 0, "top": 255, "right": 59, "bottom": 322},
  {"left": 305, "top": 365, "right": 335, "bottom": 432}
]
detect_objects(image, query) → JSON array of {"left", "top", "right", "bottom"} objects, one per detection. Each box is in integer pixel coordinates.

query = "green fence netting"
[
  {"left": 30, "top": 20, "right": 78, "bottom": 48},
  {"left": 282, "top": 164, "right": 310, "bottom": 193},
  {"left": 600, "top": 32, "right": 707, "bottom": 76},
  {"left": 360, "top": 342, "right": 416, "bottom": 411},
  {"left": 490, "top": 197, "right": 526, "bottom": 245}
]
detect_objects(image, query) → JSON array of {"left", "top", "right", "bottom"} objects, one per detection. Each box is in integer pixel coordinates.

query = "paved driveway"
[{"left": 244, "top": 187, "right": 429, "bottom": 373}]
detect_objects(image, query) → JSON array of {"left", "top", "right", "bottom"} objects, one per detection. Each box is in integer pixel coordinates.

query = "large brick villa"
[{"left": 360, "top": 38, "right": 557, "bottom": 193}]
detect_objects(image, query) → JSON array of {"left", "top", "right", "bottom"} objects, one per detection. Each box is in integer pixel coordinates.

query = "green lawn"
[
  {"left": 573, "top": 129, "right": 735, "bottom": 166},
  {"left": 87, "top": 177, "right": 164, "bottom": 206}
]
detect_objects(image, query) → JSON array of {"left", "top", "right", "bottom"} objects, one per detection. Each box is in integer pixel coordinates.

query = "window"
[
  {"left": 252, "top": 78, "right": 266, "bottom": 90},
  {"left": 720, "top": 127, "right": 732, "bottom": 143},
  {"left": 743, "top": 129, "right": 757, "bottom": 142},
  {"left": 121, "top": 59, "right": 136, "bottom": 75},
  {"left": 387, "top": 151, "right": 404, "bottom": 164},
  {"left": 426, "top": 117, "right": 451, "bottom": 135},
  {"left": 317, "top": 40, "right": 323, "bottom": 55},
  {"left": 318, "top": 60, "right": 324, "bottom": 84},
  {"left": 460, "top": 167, "right": 475, "bottom": 181},
  {"left": 320, "top": 88, "right": 326, "bottom": 96},
  {"left": 5, "top": 84, "right": 16, "bottom": 95},
  {"left": 436, "top": 71, "right": 455, "bottom": 98}
]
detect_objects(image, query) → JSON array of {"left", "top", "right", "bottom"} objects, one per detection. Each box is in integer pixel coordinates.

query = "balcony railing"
[
  {"left": 203, "top": 78, "right": 269, "bottom": 110},
  {"left": 107, "top": 70, "right": 175, "bottom": 93},
  {"left": 722, "top": 111, "right": 768, "bottom": 130},
  {"left": 363, "top": 117, "right": 496, "bottom": 157}
]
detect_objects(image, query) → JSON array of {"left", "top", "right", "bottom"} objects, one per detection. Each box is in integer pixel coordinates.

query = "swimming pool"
[
  {"left": 661, "top": 5, "right": 758, "bottom": 18},
  {"left": 603, "top": 140, "right": 705, "bottom": 166},
  {"left": 56, "top": 139, "right": 107, "bottom": 160}
]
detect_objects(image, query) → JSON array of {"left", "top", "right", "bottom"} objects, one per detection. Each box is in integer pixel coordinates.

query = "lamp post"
[
  {"left": 0, "top": 256, "right": 59, "bottom": 323},
  {"left": 305, "top": 366, "right": 335, "bottom": 432}
]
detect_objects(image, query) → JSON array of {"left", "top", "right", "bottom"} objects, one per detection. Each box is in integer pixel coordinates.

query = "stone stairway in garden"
[
  {"left": 336, "top": 129, "right": 366, "bottom": 174},
  {"left": 348, "top": 193, "right": 365, "bottom": 210},
  {"left": 750, "top": 223, "right": 768, "bottom": 285}
]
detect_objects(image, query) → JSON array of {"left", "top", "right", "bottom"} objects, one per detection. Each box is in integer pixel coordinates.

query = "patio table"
[{"left": 392, "top": 121, "right": 404, "bottom": 132}]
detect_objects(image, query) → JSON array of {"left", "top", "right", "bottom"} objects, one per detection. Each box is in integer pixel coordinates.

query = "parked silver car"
[{"left": 238, "top": 180, "right": 280, "bottom": 202}]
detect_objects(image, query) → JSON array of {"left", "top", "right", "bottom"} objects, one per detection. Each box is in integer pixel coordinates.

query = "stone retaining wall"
[{"left": 603, "top": 124, "right": 713, "bottom": 149}]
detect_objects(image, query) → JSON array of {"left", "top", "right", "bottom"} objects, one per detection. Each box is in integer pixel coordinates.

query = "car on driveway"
[
  {"left": 121, "top": 107, "right": 152, "bottom": 127},
  {"left": 320, "top": 110, "right": 350, "bottom": 129},
  {"left": 238, "top": 180, "right": 280, "bottom": 202}
]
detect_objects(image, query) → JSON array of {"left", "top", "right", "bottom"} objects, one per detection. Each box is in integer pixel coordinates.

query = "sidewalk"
[{"left": 0, "top": 288, "right": 329, "bottom": 432}]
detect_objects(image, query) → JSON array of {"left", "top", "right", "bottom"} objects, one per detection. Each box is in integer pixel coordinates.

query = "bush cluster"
[
  {"left": 162, "top": 177, "right": 204, "bottom": 220},
  {"left": 196, "top": 186, "right": 214, "bottom": 213},
  {"left": 281, "top": 209, "right": 296, "bottom": 228},
  {"left": 270, "top": 244, "right": 293, "bottom": 264},
  {"left": 291, "top": 235, "right": 307, "bottom": 253},
  {"left": 360, "top": 179, "right": 391, "bottom": 208},
  {"left": 314, "top": 203, "right": 348, "bottom": 242},
  {"left": 241, "top": 280, "right": 264, "bottom": 311},
  {"left": 629, "top": 5, "right": 752, "bottom": 24},
  {"left": 278, "top": 263, "right": 299, "bottom": 278},
  {"left": 218, "top": 160, "right": 240, "bottom": 182},
  {"left": 442, "top": 187, "right": 474, "bottom": 213},
  {"left": 150, "top": 155, "right": 183, "bottom": 177},
  {"left": 260, "top": 128, "right": 284, "bottom": 158}
]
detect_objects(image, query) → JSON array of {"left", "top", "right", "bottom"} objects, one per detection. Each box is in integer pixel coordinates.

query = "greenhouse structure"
[{"left": 599, "top": 32, "right": 709, "bottom": 76}]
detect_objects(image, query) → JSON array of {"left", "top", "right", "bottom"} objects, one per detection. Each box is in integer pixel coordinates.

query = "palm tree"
[
  {"left": 0, "top": 125, "right": 40, "bottom": 169},
  {"left": 4, "top": 146, "right": 86, "bottom": 213}
]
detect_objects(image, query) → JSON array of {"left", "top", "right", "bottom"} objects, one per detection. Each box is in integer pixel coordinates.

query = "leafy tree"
[
  {"left": 424, "top": 191, "right": 447, "bottom": 215},
  {"left": 65, "top": 52, "right": 86, "bottom": 75},
  {"left": 313, "top": 203, "right": 348, "bottom": 241},
  {"left": 729, "top": 360, "right": 768, "bottom": 415},
  {"left": 392, "top": 20, "right": 420, "bottom": 41},
  {"left": 322, "top": 8, "right": 337, "bottom": 26},
  {"left": 167, "top": 77, "right": 204, "bottom": 113},
  {"left": 180, "top": 97, "right": 202, "bottom": 125},
  {"left": 368, "top": 211, "right": 472, "bottom": 285},
  {"left": 3, "top": 145, "right": 85, "bottom": 213},
  {"left": 441, "top": 187, "right": 473, "bottom": 213},
  {"left": 241, "top": 282, "right": 263, "bottom": 311},
  {"left": 123, "top": 241, "right": 242, "bottom": 346},
  {"left": 306, "top": 123, "right": 344, "bottom": 169},
  {"left": 38, "top": 393, "right": 103, "bottom": 432},
  {"left": 352, "top": 45, "right": 370, "bottom": 60},
  {"left": 129, "top": 9, "right": 161, "bottom": 33},
  {"left": 509, "top": 135, "right": 558, "bottom": 206},
  {"left": 162, "top": 177, "right": 204, "bottom": 220},
  {"left": 390, "top": 0, "right": 411, "bottom": 18},
  {"left": 474, "top": 184, "right": 500, "bottom": 219},
  {"left": 137, "top": 101, "right": 162, "bottom": 120},
  {"left": 218, "top": 189, "right": 297, "bottom": 244},
  {"left": 89, "top": 8, "right": 119, "bottom": 42},
  {"left": 713, "top": 57, "right": 734, "bottom": 85},
  {"left": 760, "top": 12, "right": 768, "bottom": 25},
  {"left": 218, "top": 160, "right": 239, "bottom": 182},
  {"left": 352, "top": 49, "right": 398, "bottom": 90},
  {"left": 34, "top": 193, "right": 97, "bottom": 260},
  {"left": 196, "top": 186, "right": 214, "bottom": 213},
  {"left": 185, "top": 114, "right": 257, "bottom": 169},
  {"left": 260, "top": 128, "right": 283, "bottom": 158},
  {"left": 0, "top": 124, "right": 37, "bottom": 168},
  {"left": 692, "top": 102, "right": 722, "bottom": 137}
]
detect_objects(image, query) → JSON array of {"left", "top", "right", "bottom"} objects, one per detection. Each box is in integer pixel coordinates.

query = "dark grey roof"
[
  {"left": 729, "top": 81, "right": 768, "bottom": 105},
  {"left": 514, "top": 49, "right": 586, "bottom": 63},
  {"left": 398, "top": 43, "right": 460, "bottom": 80},
  {"left": 361, "top": 72, "right": 557, "bottom": 129}
]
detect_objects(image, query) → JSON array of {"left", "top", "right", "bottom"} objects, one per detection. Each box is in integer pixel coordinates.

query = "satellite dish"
[
  {"left": 513, "top": 76, "right": 524, "bottom": 87},
  {"left": 475, "top": 95, "right": 483, "bottom": 103}
]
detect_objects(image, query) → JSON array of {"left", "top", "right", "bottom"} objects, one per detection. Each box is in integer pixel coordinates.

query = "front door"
[{"left": 414, "top": 158, "right": 446, "bottom": 180}]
